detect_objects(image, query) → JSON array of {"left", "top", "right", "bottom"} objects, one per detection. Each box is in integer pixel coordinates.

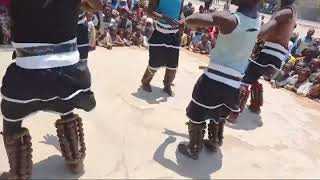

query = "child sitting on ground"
[
  {"left": 132, "top": 25, "right": 144, "bottom": 47},
  {"left": 189, "top": 28, "right": 203, "bottom": 50},
  {"left": 271, "top": 63, "right": 294, "bottom": 88},
  {"left": 309, "top": 58, "right": 320, "bottom": 83},
  {"left": 110, "top": 26, "right": 125, "bottom": 47},
  {"left": 193, "top": 34, "right": 211, "bottom": 54},
  {"left": 124, "top": 29, "right": 133, "bottom": 46},
  {"left": 97, "top": 27, "right": 113, "bottom": 50},
  {"left": 291, "top": 61, "right": 307, "bottom": 76},
  {"left": 285, "top": 67, "right": 312, "bottom": 94},
  {"left": 307, "top": 73, "right": 320, "bottom": 101}
]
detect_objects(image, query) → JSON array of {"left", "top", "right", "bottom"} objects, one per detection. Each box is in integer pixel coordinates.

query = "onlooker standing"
[
  {"left": 0, "top": 5, "right": 9, "bottom": 44},
  {"left": 297, "top": 28, "right": 316, "bottom": 55},
  {"left": 204, "top": 0, "right": 213, "bottom": 12}
]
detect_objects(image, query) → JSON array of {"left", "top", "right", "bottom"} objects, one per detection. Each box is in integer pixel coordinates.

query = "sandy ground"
[{"left": 0, "top": 47, "right": 320, "bottom": 179}]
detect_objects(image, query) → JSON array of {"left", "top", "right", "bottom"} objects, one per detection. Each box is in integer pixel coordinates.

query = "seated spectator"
[
  {"left": 118, "top": 7, "right": 133, "bottom": 33},
  {"left": 111, "top": 0, "right": 118, "bottom": 9},
  {"left": 309, "top": 58, "right": 320, "bottom": 83},
  {"left": 110, "top": 26, "right": 125, "bottom": 46},
  {"left": 271, "top": 63, "right": 294, "bottom": 88},
  {"left": 124, "top": 29, "right": 133, "bottom": 46},
  {"left": 133, "top": 1, "right": 144, "bottom": 18},
  {"left": 98, "top": 28, "right": 113, "bottom": 49},
  {"left": 194, "top": 34, "right": 211, "bottom": 54},
  {"left": 288, "top": 54, "right": 297, "bottom": 64},
  {"left": 102, "top": 5, "right": 117, "bottom": 30},
  {"left": 190, "top": 28, "right": 204, "bottom": 49},
  {"left": 118, "top": 28, "right": 125, "bottom": 40},
  {"left": 87, "top": 13, "right": 97, "bottom": 50},
  {"left": 0, "top": 5, "right": 10, "bottom": 44},
  {"left": 307, "top": 74, "right": 320, "bottom": 100},
  {"left": 296, "top": 28, "right": 315, "bottom": 55},
  {"left": 299, "top": 46, "right": 319, "bottom": 64},
  {"left": 180, "top": 27, "right": 188, "bottom": 47},
  {"left": 112, "top": 9, "right": 120, "bottom": 22},
  {"left": 183, "top": 2, "right": 194, "bottom": 17},
  {"left": 143, "top": 18, "right": 154, "bottom": 39},
  {"left": 199, "top": 5, "right": 205, "bottom": 13},
  {"left": 285, "top": 67, "right": 312, "bottom": 94},
  {"left": 116, "top": 0, "right": 130, "bottom": 11},
  {"left": 132, "top": 25, "right": 144, "bottom": 47},
  {"left": 292, "top": 61, "right": 307, "bottom": 76}
]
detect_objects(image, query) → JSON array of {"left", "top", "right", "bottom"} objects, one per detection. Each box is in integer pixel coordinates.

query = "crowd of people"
[
  {"left": 0, "top": 0, "right": 10, "bottom": 45},
  {"left": 84, "top": 0, "right": 154, "bottom": 50},
  {"left": 253, "top": 28, "right": 320, "bottom": 102}
]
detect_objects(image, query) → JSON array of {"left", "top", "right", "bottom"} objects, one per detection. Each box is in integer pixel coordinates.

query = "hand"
[
  {"left": 162, "top": 15, "right": 179, "bottom": 28},
  {"left": 240, "top": 84, "right": 249, "bottom": 95},
  {"left": 165, "top": 136, "right": 177, "bottom": 143},
  {"left": 270, "top": 80, "right": 277, "bottom": 88}
]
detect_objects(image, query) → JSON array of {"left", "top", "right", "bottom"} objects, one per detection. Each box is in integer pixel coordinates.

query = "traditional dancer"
[
  {"left": 140, "top": 0, "right": 185, "bottom": 96},
  {"left": 241, "top": 0, "right": 297, "bottom": 113},
  {"left": 240, "top": 40, "right": 265, "bottom": 114},
  {"left": 178, "top": 0, "right": 261, "bottom": 160},
  {"left": 0, "top": 0, "right": 102, "bottom": 179}
]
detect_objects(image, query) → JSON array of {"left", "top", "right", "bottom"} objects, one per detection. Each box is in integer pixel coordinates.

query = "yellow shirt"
[
  {"left": 181, "top": 33, "right": 188, "bottom": 46},
  {"left": 288, "top": 55, "right": 298, "bottom": 65}
]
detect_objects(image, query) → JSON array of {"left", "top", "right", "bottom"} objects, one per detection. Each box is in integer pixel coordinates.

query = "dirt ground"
[{"left": 0, "top": 47, "right": 320, "bottom": 179}]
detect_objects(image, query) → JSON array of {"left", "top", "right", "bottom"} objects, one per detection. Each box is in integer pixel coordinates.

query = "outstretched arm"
[
  {"left": 81, "top": 0, "right": 103, "bottom": 13},
  {"left": 259, "top": 8, "right": 293, "bottom": 40},
  {"left": 186, "top": 11, "right": 237, "bottom": 34}
]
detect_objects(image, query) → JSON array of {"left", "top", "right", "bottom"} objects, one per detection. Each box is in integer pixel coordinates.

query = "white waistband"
[
  {"left": 204, "top": 64, "right": 244, "bottom": 89},
  {"left": 12, "top": 38, "right": 77, "bottom": 48},
  {"left": 156, "top": 22, "right": 179, "bottom": 34},
  {"left": 207, "top": 64, "right": 244, "bottom": 78},
  {"left": 264, "top": 42, "right": 289, "bottom": 53},
  {"left": 13, "top": 38, "right": 80, "bottom": 69},
  {"left": 204, "top": 72, "right": 241, "bottom": 89},
  {"left": 261, "top": 49, "right": 286, "bottom": 61},
  {"left": 78, "top": 17, "right": 87, "bottom": 24}
]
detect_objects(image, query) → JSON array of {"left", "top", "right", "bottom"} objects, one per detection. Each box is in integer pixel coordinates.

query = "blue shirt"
[{"left": 158, "top": 0, "right": 183, "bottom": 23}]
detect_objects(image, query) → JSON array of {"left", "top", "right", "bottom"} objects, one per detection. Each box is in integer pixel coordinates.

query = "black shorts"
[
  {"left": 242, "top": 43, "right": 286, "bottom": 84},
  {"left": 1, "top": 60, "right": 96, "bottom": 121},
  {"left": 77, "top": 23, "right": 89, "bottom": 60},
  {"left": 148, "top": 30, "right": 180, "bottom": 70},
  {"left": 186, "top": 74, "right": 240, "bottom": 123}
]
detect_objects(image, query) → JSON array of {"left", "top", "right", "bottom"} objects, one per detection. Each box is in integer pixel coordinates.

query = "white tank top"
[{"left": 207, "top": 12, "right": 261, "bottom": 75}]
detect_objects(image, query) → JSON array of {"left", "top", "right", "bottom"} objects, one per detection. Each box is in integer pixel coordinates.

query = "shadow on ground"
[
  {"left": 154, "top": 129, "right": 223, "bottom": 179},
  {"left": 32, "top": 155, "right": 83, "bottom": 179},
  {"left": 131, "top": 86, "right": 169, "bottom": 104},
  {"left": 32, "top": 134, "right": 83, "bottom": 179},
  {"left": 226, "top": 108, "right": 263, "bottom": 131}
]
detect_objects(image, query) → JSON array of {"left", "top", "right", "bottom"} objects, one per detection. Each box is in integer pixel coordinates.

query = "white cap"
[{"left": 146, "top": 18, "right": 153, "bottom": 24}]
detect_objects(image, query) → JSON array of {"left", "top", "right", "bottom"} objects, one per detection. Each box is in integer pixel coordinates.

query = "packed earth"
[{"left": 0, "top": 0, "right": 320, "bottom": 179}]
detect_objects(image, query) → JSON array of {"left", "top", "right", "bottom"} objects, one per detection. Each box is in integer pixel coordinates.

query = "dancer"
[
  {"left": 140, "top": 0, "right": 185, "bottom": 96},
  {"left": 178, "top": 0, "right": 261, "bottom": 160},
  {"left": 241, "top": 0, "right": 297, "bottom": 113},
  {"left": 0, "top": 0, "right": 102, "bottom": 179}
]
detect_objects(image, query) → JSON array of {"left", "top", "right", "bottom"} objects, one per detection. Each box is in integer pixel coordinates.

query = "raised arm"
[
  {"left": 258, "top": 8, "right": 293, "bottom": 40},
  {"left": 81, "top": 0, "right": 103, "bottom": 13},
  {"left": 186, "top": 11, "right": 237, "bottom": 34}
]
